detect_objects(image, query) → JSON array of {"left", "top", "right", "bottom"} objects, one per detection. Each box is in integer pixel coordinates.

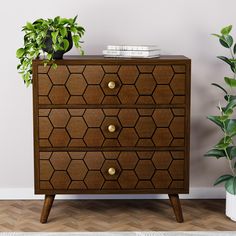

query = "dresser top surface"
[{"left": 33, "top": 55, "right": 190, "bottom": 64}]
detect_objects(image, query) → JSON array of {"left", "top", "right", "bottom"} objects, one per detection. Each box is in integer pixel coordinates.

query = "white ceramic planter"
[{"left": 226, "top": 191, "right": 236, "bottom": 221}]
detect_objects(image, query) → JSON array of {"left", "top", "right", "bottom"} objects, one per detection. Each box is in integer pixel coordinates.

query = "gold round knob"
[
  {"left": 108, "top": 124, "right": 116, "bottom": 133},
  {"left": 108, "top": 167, "right": 116, "bottom": 176},
  {"left": 108, "top": 81, "right": 116, "bottom": 89}
]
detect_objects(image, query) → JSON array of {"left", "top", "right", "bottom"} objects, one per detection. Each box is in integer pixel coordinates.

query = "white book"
[
  {"left": 107, "top": 45, "right": 159, "bottom": 51},
  {"left": 103, "top": 54, "right": 160, "bottom": 58},
  {"left": 103, "top": 49, "right": 160, "bottom": 58}
]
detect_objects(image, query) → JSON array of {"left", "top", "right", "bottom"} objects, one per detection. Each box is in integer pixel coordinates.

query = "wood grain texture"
[
  {"left": 38, "top": 150, "right": 186, "bottom": 193},
  {"left": 40, "top": 195, "right": 55, "bottom": 223},
  {"left": 169, "top": 194, "right": 183, "bottom": 223},
  {"left": 32, "top": 56, "right": 191, "bottom": 223},
  {"left": 37, "top": 108, "right": 185, "bottom": 148},
  {"left": 0, "top": 199, "right": 234, "bottom": 231},
  {"left": 36, "top": 63, "right": 188, "bottom": 106}
]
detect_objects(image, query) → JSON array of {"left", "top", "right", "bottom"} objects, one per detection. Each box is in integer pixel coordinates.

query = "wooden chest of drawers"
[{"left": 33, "top": 55, "right": 191, "bottom": 223}]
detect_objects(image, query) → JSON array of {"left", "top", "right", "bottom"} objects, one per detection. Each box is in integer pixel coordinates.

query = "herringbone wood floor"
[{"left": 0, "top": 199, "right": 235, "bottom": 231}]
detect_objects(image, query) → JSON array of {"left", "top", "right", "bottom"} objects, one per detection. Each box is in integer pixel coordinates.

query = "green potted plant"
[
  {"left": 205, "top": 25, "right": 236, "bottom": 221},
  {"left": 16, "top": 15, "right": 85, "bottom": 86}
]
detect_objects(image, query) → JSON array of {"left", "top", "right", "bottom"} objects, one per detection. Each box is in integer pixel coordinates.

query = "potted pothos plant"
[
  {"left": 16, "top": 15, "right": 85, "bottom": 86},
  {"left": 205, "top": 25, "right": 236, "bottom": 221}
]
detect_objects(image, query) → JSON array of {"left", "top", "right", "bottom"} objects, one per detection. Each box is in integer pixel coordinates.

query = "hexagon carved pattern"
[
  {"left": 38, "top": 64, "right": 186, "bottom": 105},
  {"left": 38, "top": 108, "right": 185, "bottom": 148},
  {"left": 48, "top": 66, "right": 70, "bottom": 84},
  {"left": 83, "top": 66, "right": 104, "bottom": 84},
  {"left": 118, "top": 66, "right": 139, "bottom": 84},
  {"left": 66, "top": 74, "right": 87, "bottom": 95},
  {"left": 36, "top": 62, "right": 188, "bottom": 193},
  {"left": 49, "top": 109, "right": 70, "bottom": 128},
  {"left": 39, "top": 150, "right": 185, "bottom": 190}
]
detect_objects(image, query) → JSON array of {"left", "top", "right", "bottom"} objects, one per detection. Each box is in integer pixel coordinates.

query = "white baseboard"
[{"left": 0, "top": 187, "right": 225, "bottom": 200}]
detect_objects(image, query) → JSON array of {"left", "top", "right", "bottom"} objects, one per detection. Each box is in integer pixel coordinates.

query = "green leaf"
[
  {"left": 228, "top": 146, "right": 236, "bottom": 159},
  {"left": 211, "top": 82, "right": 228, "bottom": 94},
  {"left": 225, "top": 108, "right": 233, "bottom": 116},
  {"left": 17, "top": 16, "right": 84, "bottom": 87},
  {"left": 234, "top": 44, "right": 236, "bottom": 54},
  {"left": 32, "top": 18, "right": 43, "bottom": 25},
  {"left": 57, "top": 36, "right": 63, "bottom": 44},
  {"left": 52, "top": 44, "right": 57, "bottom": 51},
  {"left": 225, "top": 177, "right": 236, "bottom": 195},
  {"left": 212, "top": 33, "right": 221, "bottom": 38},
  {"left": 224, "top": 77, "right": 236, "bottom": 88},
  {"left": 214, "top": 174, "right": 233, "bottom": 186},
  {"left": 224, "top": 94, "right": 236, "bottom": 103},
  {"left": 70, "top": 26, "right": 77, "bottom": 33},
  {"left": 23, "top": 72, "right": 31, "bottom": 85},
  {"left": 219, "top": 116, "right": 229, "bottom": 122},
  {"left": 60, "top": 28, "right": 67, "bottom": 37},
  {"left": 204, "top": 149, "right": 226, "bottom": 158},
  {"left": 231, "top": 64, "right": 236, "bottom": 73},
  {"left": 221, "top": 25, "right": 232, "bottom": 35},
  {"left": 219, "top": 35, "right": 233, "bottom": 48},
  {"left": 72, "top": 35, "right": 80, "bottom": 46},
  {"left": 63, "top": 39, "right": 69, "bottom": 51},
  {"left": 227, "top": 95, "right": 236, "bottom": 102},
  {"left": 25, "top": 79, "right": 31, "bottom": 87},
  {"left": 54, "top": 16, "right": 60, "bottom": 24},
  {"left": 16, "top": 48, "right": 25, "bottom": 58},
  {"left": 207, "top": 115, "right": 223, "bottom": 129},
  {"left": 73, "top": 15, "right": 78, "bottom": 24},
  {"left": 225, "top": 98, "right": 236, "bottom": 111},
  {"left": 47, "top": 53, "right": 52, "bottom": 61},
  {"left": 225, "top": 35, "right": 233, "bottom": 47},
  {"left": 217, "top": 56, "right": 233, "bottom": 67},
  {"left": 59, "top": 18, "right": 69, "bottom": 25},
  {"left": 51, "top": 31, "right": 58, "bottom": 44},
  {"left": 26, "top": 22, "right": 34, "bottom": 30},
  {"left": 229, "top": 60, "right": 236, "bottom": 72},
  {"left": 52, "top": 63, "right": 57, "bottom": 69},
  {"left": 220, "top": 38, "right": 230, "bottom": 48},
  {"left": 225, "top": 119, "right": 236, "bottom": 137},
  {"left": 68, "top": 18, "right": 74, "bottom": 25},
  {"left": 76, "top": 26, "right": 85, "bottom": 33},
  {"left": 215, "top": 136, "right": 232, "bottom": 149}
]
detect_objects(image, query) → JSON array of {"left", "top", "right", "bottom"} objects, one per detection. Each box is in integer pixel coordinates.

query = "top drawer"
[{"left": 36, "top": 64, "right": 187, "bottom": 105}]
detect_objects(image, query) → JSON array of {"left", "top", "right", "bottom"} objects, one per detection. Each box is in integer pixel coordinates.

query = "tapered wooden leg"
[
  {"left": 40, "top": 194, "right": 55, "bottom": 223},
  {"left": 168, "top": 194, "right": 184, "bottom": 223}
]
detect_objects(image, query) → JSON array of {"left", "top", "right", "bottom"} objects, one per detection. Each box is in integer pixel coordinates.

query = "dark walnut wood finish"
[
  {"left": 33, "top": 55, "right": 191, "bottom": 223},
  {"left": 40, "top": 195, "right": 55, "bottom": 223}
]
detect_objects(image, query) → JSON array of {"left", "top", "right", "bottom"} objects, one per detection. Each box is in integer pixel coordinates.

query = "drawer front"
[
  {"left": 38, "top": 108, "right": 185, "bottom": 148},
  {"left": 38, "top": 151, "right": 186, "bottom": 191},
  {"left": 37, "top": 64, "right": 186, "bottom": 105}
]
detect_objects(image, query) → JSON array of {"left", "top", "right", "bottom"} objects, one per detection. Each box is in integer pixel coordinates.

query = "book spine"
[
  {"left": 103, "top": 50, "right": 160, "bottom": 57},
  {"left": 103, "top": 55, "right": 160, "bottom": 58},
  {"left": 107, "top": 45, "right": 159, "bottom": 51}
]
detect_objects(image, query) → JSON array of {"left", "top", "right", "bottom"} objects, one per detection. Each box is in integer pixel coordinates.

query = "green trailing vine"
[
  {"left": 205, "top": 25, "right": 236, "bottom": 194},
  {"left": 16, "top": 15, "right": 85, "bottom": 86}
]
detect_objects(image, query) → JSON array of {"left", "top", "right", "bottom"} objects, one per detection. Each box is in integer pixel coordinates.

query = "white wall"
[{"left": 0, "top": 0, "right": 235, "bottom": 199}]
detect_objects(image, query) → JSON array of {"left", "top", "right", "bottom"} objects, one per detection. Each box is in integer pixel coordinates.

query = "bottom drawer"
[{"left": 37, "top": 151, "right": 186, "bottom": 192}]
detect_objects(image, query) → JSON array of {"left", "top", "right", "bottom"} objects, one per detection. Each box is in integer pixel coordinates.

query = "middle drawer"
[{"left": 38, "top": 108, "right": 185, "bottom": 148}]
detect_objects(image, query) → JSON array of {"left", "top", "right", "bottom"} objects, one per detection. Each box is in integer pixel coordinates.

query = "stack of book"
[{"left": 103, "top": 45, "right": 160, "bottom": 58}]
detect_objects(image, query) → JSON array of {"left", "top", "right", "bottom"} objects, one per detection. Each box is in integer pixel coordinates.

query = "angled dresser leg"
[
  {"left": 40, "top": 194, "right": 55, "bottom": 223},
  {"left": 168, "top": 194, "right": 184, "bottom": 223}
]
